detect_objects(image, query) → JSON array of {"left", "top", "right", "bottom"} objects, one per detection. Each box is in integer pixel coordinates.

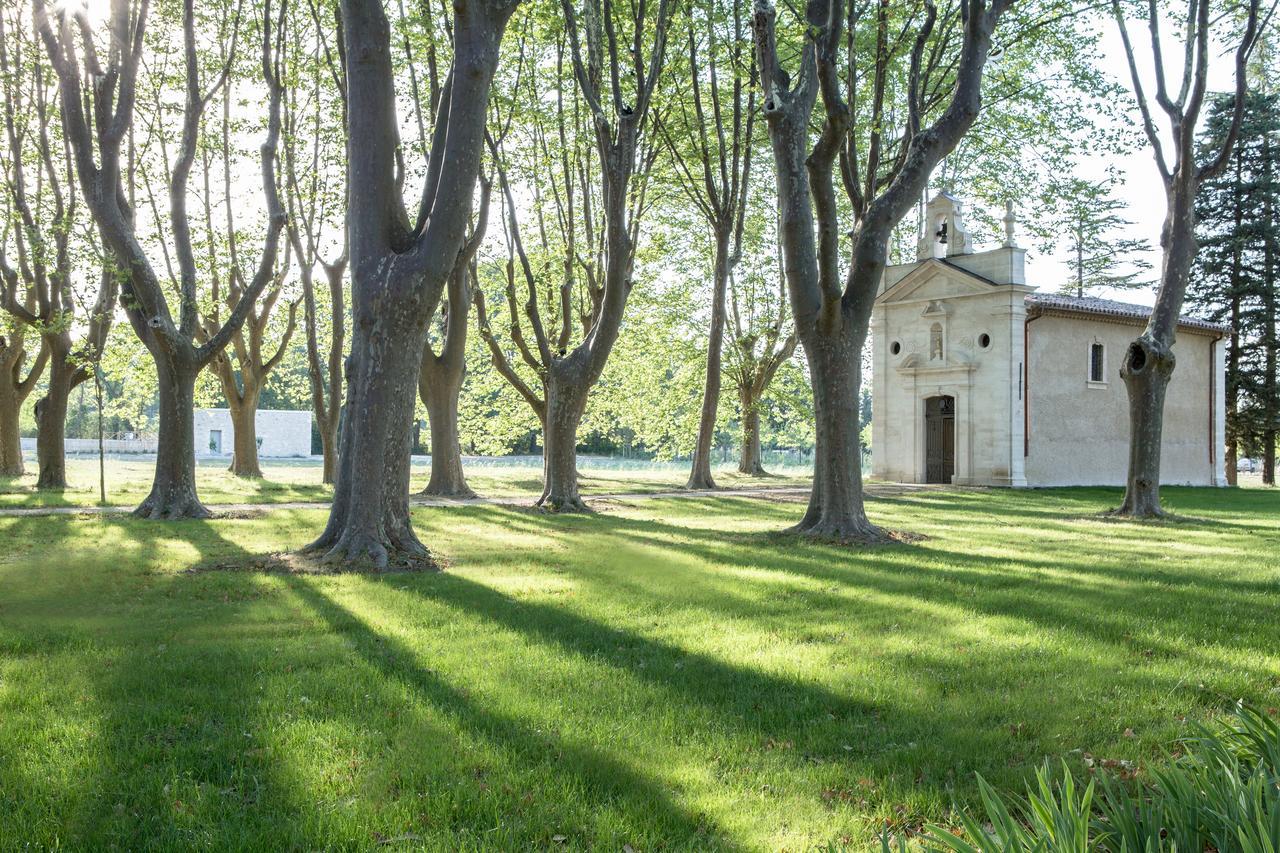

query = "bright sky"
[
  {"left": 56, "top": 0, "right": 1250, "bottom": 316},
  {"left": 1021, "top": 13, "right": 1247, "bottom": 307}
]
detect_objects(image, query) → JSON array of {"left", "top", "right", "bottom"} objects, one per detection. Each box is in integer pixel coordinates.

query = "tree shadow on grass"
[
  {"left": 580, "top": 505, "right": 1280, "bottom": 676},
  {"left": 403, "top": 499, "right": 1279, "bottom": 795},
  {"left": 283, "top": 576, "right": 736, "bottom": 849},
  {"left": 2, "top": 511, "right": 742, "bottom": 848},
  {"left": 1, "top": 515, "right": 338, "bottom": 849},
  {"left": 386, "top": 563, "right": 1049, "bottom": 818}
]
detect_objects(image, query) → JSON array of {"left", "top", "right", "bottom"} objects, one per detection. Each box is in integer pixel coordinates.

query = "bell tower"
[{"left": 916, "top": 191, "right": 974, "bottom": 260}]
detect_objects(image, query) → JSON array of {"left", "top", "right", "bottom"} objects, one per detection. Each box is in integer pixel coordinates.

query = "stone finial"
[{"left": 1003, "top": 200, "right": 1018, "bottom": 248}]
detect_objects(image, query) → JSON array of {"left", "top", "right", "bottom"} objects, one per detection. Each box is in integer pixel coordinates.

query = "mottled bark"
[
  {"left": 1115, "top": 337, "right": 1175, "bottom": 515},
  {"left": 419, "top": 290, "right": 474, "bottom": 499},
  {"left": 540, "top": 361, "right": 589, "bottom": 511},
  {"left": 290, "top": 249, "right": 346, "bottom": 486},
  {"left": 1114, "top": 187, "right": 1195, "bottom": 518},
  {"left": 227, "top": 392, "right": 262, "bottom": 477},
  {"left": 312, "top": 305, "right": 428, "bottom": 565},
  {"left": 0, "top": 331, "right": 44, "bottom": 477},
  {"left": 35, "top": 346, "right": 78, "bottom": 489},
  {"left": 688, "top": 229, "right": 731, "bottom": 489},
  {"left": 791, "top": 324, "right": 879, "bottom": 538},
  {"left": 38, "top": 0, "right": 286, "bottom": 518},
  {"left": 753, "top": 0, "right": 1006, "bottom": 540},
  {"left": 730, "top": 314, "right": 796, "bottom": 478},
  {"left": 668, "top": 3, "right": 756, "bottom": 492},
  {"left": 0, "top": 17, "right": 115, "bottom": 490},
  {"left": 313, "top": 260, "right": 345, "bottom": 486},
  {"left": 0, "top": 378, "right": 24, "bottom": 477},
  {"left": 420, "top": 367, "right": 471, "bottom": 497},
  {"left": 472, "top": 0, "right": 669, "bottom": 514},
  {"left": 283, "top": 55, "right": 347, "bottom": 487},
  {"left": 135, "top": 357, "right": 207, "bottom": 519},
  {"left": 1110, "top": 0, "right": 1261, "bottom": 514},
  {"left": 418, "top": 185, "right": 488, "bottom": 498},
  {"left": 738, "top": 393, "right": 763, "bottom": 476},
  {"left": 206, "top": 290, "right": 297, "bottom": 479},
  {"left": 307, "top": 0, "right": 513, "bottom": 568}
]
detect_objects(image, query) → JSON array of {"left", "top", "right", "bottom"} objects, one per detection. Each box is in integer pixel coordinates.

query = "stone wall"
[
  {"left": 193, "top": 408, "right": 313, "bottom": 458},
  {"left": 1024, "top": 315, "right": 1225, "bottom": 487}
]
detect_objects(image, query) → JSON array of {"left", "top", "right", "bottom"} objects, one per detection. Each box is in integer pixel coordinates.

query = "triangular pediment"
[{"left": 877, "top": 259, "right": 998, "bottom": 305}]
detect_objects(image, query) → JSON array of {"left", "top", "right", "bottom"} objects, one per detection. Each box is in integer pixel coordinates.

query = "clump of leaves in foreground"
[{"left": 912, "top": 704, "right": 1280, "bottom": 852}]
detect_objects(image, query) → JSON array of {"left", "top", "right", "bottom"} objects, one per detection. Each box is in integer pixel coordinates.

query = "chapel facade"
[{"left": 870, "top": 192, "right": 1228, "bottom": 488}]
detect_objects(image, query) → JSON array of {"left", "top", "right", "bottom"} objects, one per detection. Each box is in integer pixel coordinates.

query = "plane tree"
[
  {"left": 1110, "top": 0, "right": 1262, "bottom": 516},
  {"left": 304, "top": 0, "right": 517, "bottom": 567},
  {"left": 0, "top": 6, "right": 115, "bottom": 488},
  {"left": 198, "top": 45, "right": 299, "bottom": 479},
  {"left": 726, "top": 227, "right": 796, "bottom": 476},
  {"left": 752, "top": 0, "right": 1014, "bottom": 539},
  {"left": 37, "top": 0, "right": 289, "bottom": 518},
  {"left": 475, "top": 0, "right": 673, "bottom": 511},
  {"left": 282, "top": 0, "right": 348, "bottom": 486},
  {"left": 658, "top": 0, "right": 756, "bottom": 489}
]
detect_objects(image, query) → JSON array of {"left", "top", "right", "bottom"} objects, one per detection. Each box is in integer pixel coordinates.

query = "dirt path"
[{"left": 0, "top": 483, "right": 942, "bottom": 519}]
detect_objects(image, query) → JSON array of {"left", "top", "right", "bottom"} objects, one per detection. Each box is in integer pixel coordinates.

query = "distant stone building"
[
  {"left": 871, "top": 193, "right": 1227, "bottom": 487},
  {"left": 194, "top": 409, "right": 312, "bottom": 459}
]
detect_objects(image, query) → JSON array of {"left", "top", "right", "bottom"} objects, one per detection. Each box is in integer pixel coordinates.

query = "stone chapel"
[{"left": 870, "top": 192, "right": 1227, "bottom": 487}]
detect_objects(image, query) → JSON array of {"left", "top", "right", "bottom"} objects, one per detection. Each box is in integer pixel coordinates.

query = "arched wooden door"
[{"left": 925, "top": 396, "right": 955, "bottom": 484}]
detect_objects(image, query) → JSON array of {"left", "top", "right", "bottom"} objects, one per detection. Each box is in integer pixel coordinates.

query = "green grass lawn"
[
  {"left": 1, "top": 487, "right": 1277, "bottom": 849},
  {"left": 0, "top": 456, "right": 811, "bottom": 509}
]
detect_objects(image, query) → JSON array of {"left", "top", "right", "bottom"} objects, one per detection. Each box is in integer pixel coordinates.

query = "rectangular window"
[{"left": 1089, "top": 343, "right": 1105, "bottom": 383}]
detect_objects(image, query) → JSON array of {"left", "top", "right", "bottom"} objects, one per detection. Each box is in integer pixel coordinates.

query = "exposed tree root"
[
  {"left": 301, "top": 528, "right": 439, "bottom": 573},
  {"left": 685, "top": 473, "right": 719, "bottom": 491},
  {"left": 1106, "top": 485, "right": 1168, "bottom": 519},
  {"left": 785, "top": 513, "right": 906, "bottom": 546},
  {"left": 132, "top": 492, "right": 212, "bottom": 520},
  {"left": 1099, "top": 504, "right": 1207, "bottom": 525},
  {"left": 419, "top": 484, "right": 478, "bottom": 500},
  {"left": 1105, "top": 506, "right": 1168, "bottom": 520},
  {"left": 536, "top": 492, "right": 592, "bottom": 513}
]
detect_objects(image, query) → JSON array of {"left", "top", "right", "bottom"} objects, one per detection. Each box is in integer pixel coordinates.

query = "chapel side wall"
[{"left": 1025, "top": 315, "right": 1219, "bottom": 486}]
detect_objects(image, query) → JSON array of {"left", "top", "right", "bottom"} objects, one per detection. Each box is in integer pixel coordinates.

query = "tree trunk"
[
  {"left": 307, "top": 299, "right": 430, "bottom": 569},
  {"left": 688, "top": 228, "right": 732, "bottom": 490},
  {"left": 738, "top": 389, "right": 765, "bottom": 476},
  {"left": 1265, "top": 428, "right": 1276, "bottom": 486},
  {"left": 1115, "top": 181, "right": 1198, "bottom": 518},
  {"left": 791, "top": 324, "right": 885, "bottom": 542},
  {"left": 135, "top": 357, "right": 208, "bottom": 519},
  {"left": 0, "top": 384, "right": 22, "bottom": 478},
  {"left": 420, "top": 365, "right": 473, "bottom": 497},
  {"left": 539, "top": 365, "right": 588, "bottom": 512},
  {"left": 319, "top": 417, "right": 339, "bottom": 485},
  {"left": 35, "top": 346, "right": 76, "bottom": 490},
  {"left": 228, "top": 391, "right": 263, "bottom": 478},
  {"left": 1116, "top": 336, "right": 1175, "bottom": 516}
]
